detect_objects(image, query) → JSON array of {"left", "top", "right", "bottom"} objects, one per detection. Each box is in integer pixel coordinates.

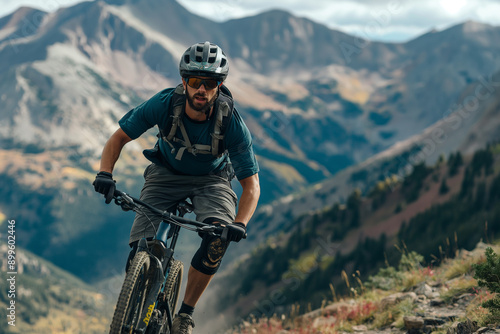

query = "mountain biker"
[{"left": 93, "top": 41, "right": 260, "bottom": 334}]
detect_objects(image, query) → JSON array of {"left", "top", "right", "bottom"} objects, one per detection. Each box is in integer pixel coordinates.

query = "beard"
[{"left": 186, "top": 90, "right": 218, "bottom": 115}]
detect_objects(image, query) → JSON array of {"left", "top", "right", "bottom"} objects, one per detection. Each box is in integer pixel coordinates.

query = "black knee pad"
[{"left": 191, "top": 219, "right": 230, "bottom": 275}]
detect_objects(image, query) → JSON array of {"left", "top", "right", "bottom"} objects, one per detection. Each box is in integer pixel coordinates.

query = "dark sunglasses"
[{"left": 185, "top": 77, "right": 221, "bottom": 90}]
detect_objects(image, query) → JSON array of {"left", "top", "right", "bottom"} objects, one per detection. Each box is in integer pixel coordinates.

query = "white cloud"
[
  {"left": 176, "top": 0, "right": 500, "bottom": 41},
  {"left": 1, "top": 0, "right": 499, "bottom": 42},
  {"left": 0, "top": 0, "right": 84, "bottom": 15}
]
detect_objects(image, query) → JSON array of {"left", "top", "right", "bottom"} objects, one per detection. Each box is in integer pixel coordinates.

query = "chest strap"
[{"left": 160, "top": 84, "right": 233, "bottom": 160}]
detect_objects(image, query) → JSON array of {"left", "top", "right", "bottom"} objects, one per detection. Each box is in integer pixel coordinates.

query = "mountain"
[
  {"left": 1, "top": 0, "right": 500, "bottom": 295},
  {"left": 241, "top": 68, "right": 500, "bottom": 259},
  {"left": 204, "top": 143, "right": 500, "bottom": 332},
  {"left": 0, "top": 243, "right": 113, "bottom": 333},
  {"left": 0, "top": 7, "right": 47, "bottom": 41},
  {"left": 2, "top": 2, "right": 500, "bottom": 184}
]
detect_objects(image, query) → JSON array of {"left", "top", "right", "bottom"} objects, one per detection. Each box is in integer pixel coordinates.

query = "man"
[{"left": 93, "top": 41, "right": 260, "bottom": 334}]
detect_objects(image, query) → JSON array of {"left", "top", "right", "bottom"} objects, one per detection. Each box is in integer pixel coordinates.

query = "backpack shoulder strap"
[
  {"left": 164, "top": 84, "right": 185, "bottom": 141},
  {"left": 212, "top": 85, "right": 234, "bottom": 157},
  {"left": 158, "top": 84, "right": 235, "bottom": 159}
]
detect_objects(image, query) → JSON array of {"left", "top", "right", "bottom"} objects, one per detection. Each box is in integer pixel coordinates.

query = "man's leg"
[
  {"left": 183, "top": 266, "right": 214, "bottom": 307},
  {"left": 129, "top": 163, "right": 189, "bottom": 245},
  {"left": 172, "top": 229, "right": 230, "bottom": 333},
  {"left": 172, "top": 175, "right": 237, "bottom": 332},
  {"left": 173, "top": 267, "right": 214, "bottom": 334},
  {"left": 179, "top": 230, "right": 229, "bottom": 309}
]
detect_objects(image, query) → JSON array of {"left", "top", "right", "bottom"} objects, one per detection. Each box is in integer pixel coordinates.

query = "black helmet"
[{"left": 179, "top": 41, "right": 229, "bottom": 81}]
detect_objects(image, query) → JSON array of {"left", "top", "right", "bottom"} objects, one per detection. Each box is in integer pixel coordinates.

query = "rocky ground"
[{"left": 228, "top": 242, "right": 500, "bottom": 334}]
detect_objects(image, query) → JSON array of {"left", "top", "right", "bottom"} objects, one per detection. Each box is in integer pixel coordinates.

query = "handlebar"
[{"left": 112, "top": 190, "right": 246, "bottom": 240}]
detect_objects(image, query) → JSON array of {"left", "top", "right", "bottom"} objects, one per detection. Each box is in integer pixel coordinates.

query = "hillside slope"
[
  {"left": 226, "top": 241, "right": 500, "bottom": 334},
  {"left": 1, "top": 0, "right": 500, "bottom": 302},
  {"left": 200, "top": 143, "right": 500, "bottom": 332},
  {"left": 0, "top": 244, "right": 114, "bottom": 333},
  {"left": 240, "top": 69, "right": 500, "bottom": 264}
]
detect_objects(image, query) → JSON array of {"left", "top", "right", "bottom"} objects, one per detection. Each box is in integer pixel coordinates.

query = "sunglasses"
[{"left": 185, "top": 77, "right": 221, "bottom": 90}]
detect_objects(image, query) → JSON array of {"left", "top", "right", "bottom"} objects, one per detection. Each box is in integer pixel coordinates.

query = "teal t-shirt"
[{"left": 118, "top": 87, "right": 259, "bottom": 180}]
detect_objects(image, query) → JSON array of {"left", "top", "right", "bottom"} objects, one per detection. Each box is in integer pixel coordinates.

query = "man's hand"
[
  {"left": 224, "top": 222, "right": 247, "bottom": 242},
  {"left": 93, "top": 171, "right": 116, "bottom": 204}
]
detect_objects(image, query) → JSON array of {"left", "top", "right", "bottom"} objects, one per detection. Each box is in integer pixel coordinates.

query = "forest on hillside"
[{"left": 215, "top": 143, "right": 500, "bottom": 322}]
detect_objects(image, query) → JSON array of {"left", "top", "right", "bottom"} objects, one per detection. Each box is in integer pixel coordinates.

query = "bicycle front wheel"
[
  {"left": 110, "top": 251, "right": 153, "bottom": 334},
  {"left": 158, "top": 259, "right": 183, "bottom": 334},
  {"left": 164, "top": 259, "right": 183, "bottom": 314}
]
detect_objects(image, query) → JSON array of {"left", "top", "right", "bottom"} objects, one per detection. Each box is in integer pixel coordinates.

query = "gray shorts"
[{"left": 129, "top": 163, "right": 238, "bottom": 244}]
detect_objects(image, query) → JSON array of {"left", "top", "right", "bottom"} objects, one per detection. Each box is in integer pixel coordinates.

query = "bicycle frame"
[
  {"left": 112, "top": 190, "right": 227, "bottom": 334},
  {"left": 133, "top": 220, "right": 185, "bottom": 332}
]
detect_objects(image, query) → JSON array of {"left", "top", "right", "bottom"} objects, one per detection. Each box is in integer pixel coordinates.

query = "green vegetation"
[
  {"left": 218, "top": 143, "right": 500, "bottom": 328},
  {"left": 398, "top": 147, "right": 500, "bottom": 262},
  {"left": 473, "top": 247, "right": 500, "bottom": 323},
  {"left": 226, "top": 243, "right": 500, "bottom": 333},
  {"left": 439, "top": 177, "right": 450, "bottom": 194},
  {"left": 401, "top": 162, "right": 432, "bottom": 203},
  {"left": 448, "top": 151, "right": 463, "bottom": 176}
]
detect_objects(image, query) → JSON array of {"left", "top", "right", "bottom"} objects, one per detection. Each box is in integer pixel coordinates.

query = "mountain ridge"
[
  {"left": 1, "top": 0, "right": 500, "bottom": 292},
  {"left": 204, "top": 143, "right": 500, "bottom": 333}
]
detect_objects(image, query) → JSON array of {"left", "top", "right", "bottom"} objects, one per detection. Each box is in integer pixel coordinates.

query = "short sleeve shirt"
[{"left": 118, "top": 88, "right": 259, "bottom": 180}]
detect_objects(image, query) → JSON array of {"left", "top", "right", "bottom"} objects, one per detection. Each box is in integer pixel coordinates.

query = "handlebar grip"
[{"left": 221, "top": 227, "right": 229, "bottom": 243}]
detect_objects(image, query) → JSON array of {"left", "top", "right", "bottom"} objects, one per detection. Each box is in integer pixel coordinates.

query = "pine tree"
[{"left": 439, "top": 178, "right": 450, "bottom": 195}]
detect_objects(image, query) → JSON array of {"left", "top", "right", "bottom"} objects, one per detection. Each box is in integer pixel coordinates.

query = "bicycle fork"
[{"left": 134, "top": 221, "right": 178, "bottom": 333}]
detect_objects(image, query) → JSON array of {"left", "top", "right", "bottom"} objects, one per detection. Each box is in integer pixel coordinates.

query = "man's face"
[{"left": 183, "top": 77, "right": 221, "bottom": 114}]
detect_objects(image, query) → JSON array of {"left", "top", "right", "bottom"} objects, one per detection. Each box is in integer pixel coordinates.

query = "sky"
[{"left": 1, "top": 0, "right": 500, "bottom": 42}]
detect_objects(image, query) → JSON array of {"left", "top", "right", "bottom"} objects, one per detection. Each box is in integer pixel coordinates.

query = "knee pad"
[{"left": 191, "top": 219, "right": 230, "bottom": 275}]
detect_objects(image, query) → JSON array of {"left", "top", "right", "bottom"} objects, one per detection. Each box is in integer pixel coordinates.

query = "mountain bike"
[{"left": 108, "top": 189, "right": 235, "bottom": 334}]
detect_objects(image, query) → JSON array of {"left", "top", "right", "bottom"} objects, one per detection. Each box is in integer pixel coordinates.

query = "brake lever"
[{"left": 114, "top": 192, "right": 135, "bottom": 211}]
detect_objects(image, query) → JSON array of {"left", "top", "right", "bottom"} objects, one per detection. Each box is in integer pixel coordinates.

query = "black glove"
[
  {"left": 93, "top": 171, "right": 116, "bottom": 204},
  {"left": 224, "top": 222, "right": 247, "bottom": 243}
]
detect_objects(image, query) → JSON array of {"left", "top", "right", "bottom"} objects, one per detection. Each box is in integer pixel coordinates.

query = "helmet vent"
[{"left": 179, "top": 42, "right": 229, "bottom": 80}]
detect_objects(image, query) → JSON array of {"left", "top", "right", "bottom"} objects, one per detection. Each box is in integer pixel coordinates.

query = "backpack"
[{"left": 158, "top": 84, "right": 234, "bottom": 160}]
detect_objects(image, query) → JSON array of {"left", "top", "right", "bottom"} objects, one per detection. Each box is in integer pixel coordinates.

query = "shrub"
[{"left": 472, "top": 247, "right": 500, "bottom": 323}]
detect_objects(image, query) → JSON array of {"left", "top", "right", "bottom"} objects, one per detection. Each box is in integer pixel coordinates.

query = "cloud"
[
  {"left": 176, "top": 0, "right": 500, "bottom": 41},
  {"left": 1, "top": 0, "right": 499, "bottom": 42},
  {"left": 0, "top": 0, "right": 82, "bottom": 15}
]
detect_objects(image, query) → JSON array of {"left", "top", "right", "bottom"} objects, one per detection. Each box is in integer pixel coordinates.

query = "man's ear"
[{"left": 182, "top": 78, "right": 187, "bottom": 90}]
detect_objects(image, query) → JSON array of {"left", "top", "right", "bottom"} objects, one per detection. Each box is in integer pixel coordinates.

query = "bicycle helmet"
[{"left": 179, "top": 41, "right": 229, "bottom": 81}]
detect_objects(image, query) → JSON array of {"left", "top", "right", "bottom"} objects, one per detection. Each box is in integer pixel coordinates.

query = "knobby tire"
[
  {"left": 158, "top": 259, "right": 183, "bottom": 334},
  {"left": 109, "top": 251, "right": 152, "bottom": 334}
]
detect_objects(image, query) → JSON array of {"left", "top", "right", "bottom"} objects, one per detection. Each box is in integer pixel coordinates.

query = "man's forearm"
[
  {"left": 234, "top": 173, "right": 260, "bottom": 225},
  {"left": 99, "top": 128, "right": 132, "bottom": 173}
]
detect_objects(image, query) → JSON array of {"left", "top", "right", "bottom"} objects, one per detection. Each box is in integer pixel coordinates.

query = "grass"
[
  {"left": 467, "top": 288, "right": 497, "bottom": 325},
  {"left": 225, "top": 242, "right": 500, "bottom": 334}
]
